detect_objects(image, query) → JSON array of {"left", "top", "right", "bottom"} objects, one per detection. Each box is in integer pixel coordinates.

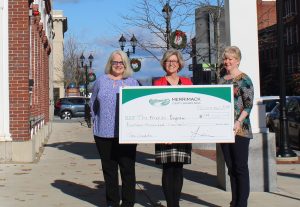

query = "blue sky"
[{"left": 53, "top": 0, "right": 194, "bottom": 82}]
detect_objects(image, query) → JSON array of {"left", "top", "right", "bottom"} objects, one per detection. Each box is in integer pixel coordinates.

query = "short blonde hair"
[
  {"left": 222, "top": 46, "right": 242, "bottom": 62},
  {"left": 104, "top": 50, "right": 133, "bottom": 78},
  {"left": 160, "top": 49, "right": 185, "bottom": 72}
]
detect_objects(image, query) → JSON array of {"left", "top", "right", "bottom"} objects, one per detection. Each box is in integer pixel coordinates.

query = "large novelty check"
[{"left": 119, "top": 85, "right": 234, "bottom": 143}]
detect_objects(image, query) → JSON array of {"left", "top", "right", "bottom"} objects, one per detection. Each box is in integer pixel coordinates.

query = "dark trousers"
[
  {"left": 94, "top": 136, "right": 137, "bottom": 207},
  {"left": 220, "top": 136, "right": 250, "bottom": 207},
  {"left": 162, "top": 163, "right": 184, "bottom": 207}
]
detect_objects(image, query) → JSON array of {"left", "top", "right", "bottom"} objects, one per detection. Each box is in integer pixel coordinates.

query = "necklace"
[
  {"left": 231, "top": 73, "right": 242, "bottom": 80},
  {"left": 227, "top": 71, "right": 242, "bottom": 80}
]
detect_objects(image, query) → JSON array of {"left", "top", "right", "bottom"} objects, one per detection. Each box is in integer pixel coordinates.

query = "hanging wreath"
[
  {"left": 87, "top": 72, "right": 96, "bottom": 82},
  {"left": 130, "top": 58, "right": 142, "bottom": 72},
  {"left": 170, "top": 30, "right": 187, "bottom": 49}
]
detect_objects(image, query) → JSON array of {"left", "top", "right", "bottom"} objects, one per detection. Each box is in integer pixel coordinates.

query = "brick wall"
[
  {"left": 8, "top": 0, "right": 30, "bottom": 141},
  {"left": 257, "top": 0, "right": 277, "bottom": 30},
  {"left": 9, "top": 0, "right": 51, "bottom": 141}
]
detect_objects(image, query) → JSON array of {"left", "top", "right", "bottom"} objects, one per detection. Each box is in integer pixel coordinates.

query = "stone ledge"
[{"left": 0, "top": 124, "right": 51, "bottom": 163}]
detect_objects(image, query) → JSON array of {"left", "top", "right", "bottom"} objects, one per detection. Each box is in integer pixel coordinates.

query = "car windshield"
[{"left": 264, "top": 100, "right": 279, "bottom": 112}]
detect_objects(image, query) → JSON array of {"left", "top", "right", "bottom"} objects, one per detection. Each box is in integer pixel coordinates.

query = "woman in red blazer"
[{"left": 154, "top": 49, "right": 192, "bottom": 207}]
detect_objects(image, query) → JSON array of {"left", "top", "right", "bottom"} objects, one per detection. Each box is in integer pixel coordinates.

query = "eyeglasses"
[
  {"left": 112, "top": 61, "right": 124, "bottom": 66},
  {"left": 165, "top": 60, "right": 179, "bottom": 64}
]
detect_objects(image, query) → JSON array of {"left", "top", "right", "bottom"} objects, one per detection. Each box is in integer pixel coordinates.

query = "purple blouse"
[{"left": 90, "top": 74, "right": 139, "bottom": 138}]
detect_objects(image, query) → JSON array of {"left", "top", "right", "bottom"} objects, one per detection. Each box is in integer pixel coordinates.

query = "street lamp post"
[
  {"left": 119, "top": 34, "right": 137, "bottom": 57},
  {"left": 276, "top": 0, "right": 296, "bottom": 159},
  {"left": 162, "top": 2, "right": 173, "bottom": 49},
  {"left": 80, "top": 53, "right": 94, "bottom": 128}
]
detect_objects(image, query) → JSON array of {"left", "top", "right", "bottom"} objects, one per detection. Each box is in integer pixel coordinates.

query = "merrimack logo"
[{"left": 149, "top": 98, "right": 170, "bottom": 106}]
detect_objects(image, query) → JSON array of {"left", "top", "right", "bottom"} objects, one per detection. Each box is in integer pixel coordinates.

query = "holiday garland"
[
  {"left": 170, "top": 30, "right": 187, "bottom": 49},
  {"left": 130, "top": 58, "right": 141, "bottom": 72}
]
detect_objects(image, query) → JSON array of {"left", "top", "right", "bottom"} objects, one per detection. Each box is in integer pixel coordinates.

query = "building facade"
[
  {"left": 0, "top": 0, "right": 11, "bottom": 148},
  {"left": 258, "top": 0, "right": 300, "bottom": 95},
  {"left": 194, "top": 6, "right": 226, "bottom": 84},
  {"left": 0, "top": 0, "right": 55, "bottom": 162},
  {"left": 257, "top": 0, "right": 277, "bottom": 30},
  {"left": 53, "top": 10, "right": 67, "bottom": 103}
]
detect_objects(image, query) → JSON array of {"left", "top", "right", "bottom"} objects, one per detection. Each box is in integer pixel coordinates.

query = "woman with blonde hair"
[
  {"left": 154, "top": 49, "right": 192, "bottom": 207},
  {"left": 218, "top": 46, "right": 254, "bottom": 207}
]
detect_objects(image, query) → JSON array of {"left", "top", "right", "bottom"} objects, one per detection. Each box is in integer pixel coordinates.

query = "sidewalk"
[{"left": 0, "top": 118, "right": 299, "bottom": 207}]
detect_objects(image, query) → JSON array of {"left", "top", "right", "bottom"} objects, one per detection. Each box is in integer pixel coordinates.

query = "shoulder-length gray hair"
[
  {"left": 160, "top": 49, "right": 185, "bottom": 72},
  {"left": 104, "top": 50, "right": 133, "bottom": 78}
]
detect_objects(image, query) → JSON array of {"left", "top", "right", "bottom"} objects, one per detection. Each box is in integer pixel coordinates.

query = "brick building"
[
  {"left": 0, "top": 0, "right": 54, "bottom": 162},
  {"left": 258, "top": 0, "right": 300, "bottom": 95},
  {"left": 257, "top": 0, "right": 277, "bottom": 30}
]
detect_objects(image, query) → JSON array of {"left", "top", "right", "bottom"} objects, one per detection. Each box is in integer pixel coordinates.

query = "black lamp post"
[
  {"left": 276, "top": 0, "right": 296, "bottom": 159},
  {"left": 119, "top": 34, "right": 137, "bottom": 57},
  {"left": 80, "top": 53, "right": 94, "bottom": 128},
  {"left": 80, "top": 53, "right": 94, "bottom": 97},
  {"left": 162, "top": 2, "right": 173, "bottom": 49}
]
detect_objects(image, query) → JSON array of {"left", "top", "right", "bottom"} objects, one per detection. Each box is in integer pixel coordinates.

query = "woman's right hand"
[{"left": 233, "top": 120, "right": 242, "bottom": 135}]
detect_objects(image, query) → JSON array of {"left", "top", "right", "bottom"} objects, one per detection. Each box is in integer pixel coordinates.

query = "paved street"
[{"left": 0, "top": 117, "right": 300, "bottom": 207}]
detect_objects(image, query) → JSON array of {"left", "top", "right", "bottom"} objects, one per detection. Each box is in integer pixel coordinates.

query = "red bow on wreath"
[
  {"left": 175, "top": 31, "right": 186, "bottom": 43},
  {"left": 170, "top": 30, "right": 187, "bottom": 49}
]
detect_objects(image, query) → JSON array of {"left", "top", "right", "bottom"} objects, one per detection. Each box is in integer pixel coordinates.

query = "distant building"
[
  {"left": 193, "top": 6, "right": 226, "bottom": 84},
  {"left": 258, "top": 0, "right": 300, "bottom": 95},
  {"left": 52, "top": 10, "right": 68, "bottom": 103}
]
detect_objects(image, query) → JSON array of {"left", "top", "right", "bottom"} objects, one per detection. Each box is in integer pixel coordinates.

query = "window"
[
  {"left": 70, "top": 98, "right": 85, "bottom": 105},
  {"left": 290, "top": 26, "right": 294, "bottom": 45},
  {"left": 61, "top": 99, "right": 70, "bottom": 104},
  {"left": 293, "top": 53, "right": 298, "bottom": 71},
  {"left": 285, "top": 0, "right": 298, "bottom": 16},
  {"left": 286, "top": 27, "right": 289, "bottom": 45},
  {"left": 263, "top": 99, "right": 279, "bottom": 113},
  {"left": 296, "top": 25, "right": 299, "bottom": 44},
  {"left": 54, "top": 88, "right": 60, "bottom": 105},
  {"left": 297, "top": 52, "right": 300, "bottom": 70},
  {"left": 272, "top": 104, "right": 280, "bottom": 114},
  {"left": 286, "top": 25, "right": 294, "bottom": 45},
  {"left": 288, "top": 54, "right": 291, "bottom": 73},
  {"left": 287, "top": 99, "right": 300, "bottom": 113}
]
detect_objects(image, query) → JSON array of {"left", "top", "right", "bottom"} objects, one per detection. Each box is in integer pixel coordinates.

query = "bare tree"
[
  {"left": 62, "top": 36, "right": 83, "bottom": 88},
  {"left": 121, "top": 0, "right": 209, "bottom": 61},
  {"left": 121, "top": 0, "right": 225, "bottom": 82}
]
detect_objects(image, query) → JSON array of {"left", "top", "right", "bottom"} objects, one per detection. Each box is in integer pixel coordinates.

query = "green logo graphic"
[{"left": 149, "top": 99, "right": 170, "bottom": 106}]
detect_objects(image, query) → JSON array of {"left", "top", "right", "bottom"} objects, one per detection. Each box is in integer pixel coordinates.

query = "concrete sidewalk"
[{"left": 0, "top": 118, "right": 299, "bottom": 207}]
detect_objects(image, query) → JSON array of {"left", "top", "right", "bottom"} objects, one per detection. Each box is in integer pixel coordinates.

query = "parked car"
[
  {"left": 54, "top": 97, "right": 90, "bottom": 120},
  {"left": 257, "top": 96, "right": 280, "bottom": 126},
  {"left": 262, "top": 97, "right": 280, "bottom": 115},
  {"left": 267, "top": 96, "right": 300, "bottom": 149}
]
